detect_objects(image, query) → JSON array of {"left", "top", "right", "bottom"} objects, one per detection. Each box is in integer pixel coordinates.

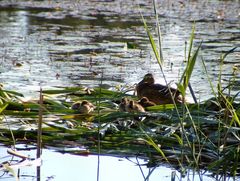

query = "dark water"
[{"left": 0, "top": 0, "right": 239, "bottom": 180}]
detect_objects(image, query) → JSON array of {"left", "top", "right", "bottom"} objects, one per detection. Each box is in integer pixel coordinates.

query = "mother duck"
[{"left": 136, "top": 73, "right": 182, "bottom": 105}]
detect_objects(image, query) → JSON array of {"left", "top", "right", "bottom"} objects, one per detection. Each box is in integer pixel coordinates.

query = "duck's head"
[
  {"left": 121, "top": 97, "right": 129, "bottom": 104},
  {"left": 139, "top": 97, "right": 150, "bottom": 103},
  {"left": 81, "top": 100, "right": 89, "bottom": 105},
  {"left": 81, "top": 100, "right": 95, "bottom": 108},
  {"left": 129, "top": 100, "right": 135, "bottom": 108},
  {"left": 71, "top": 101, "right": 81, "bottom": 110},
  {"left": 143, "top": 73, "right": 155, "bottom": 84}
]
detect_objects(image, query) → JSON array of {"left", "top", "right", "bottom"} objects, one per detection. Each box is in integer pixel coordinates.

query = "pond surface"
[
  {"left": 0, "top": 0, "right": 239, "bottom": 100},
  {"left": 0, "top": 0, "right": 239, "bottom": 180},
  {"left": 0, "top": 145, "right": 219, "bottom": 181}
]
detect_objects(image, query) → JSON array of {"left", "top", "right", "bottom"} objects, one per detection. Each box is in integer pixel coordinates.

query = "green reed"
[
  {"left": 202, "top": 47, "right": 239, "bottom": 178},
  {"left": 141, "top": 7, "right": 203, "bottom": 176},
  {"left": 0, "top": 82, "right": 239, "bottom": 180},
  {"left": 140, "top": 1, "right": 239, "bottom": 179}
]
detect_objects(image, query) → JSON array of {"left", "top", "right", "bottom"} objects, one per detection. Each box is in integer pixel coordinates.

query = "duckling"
[
  {"left": 126, "top": 100, "right": 145, "bottom": 113},
  {"left": 138, "top": 97, "right": 156, "bottom": 108},
  {"left": 136, "top": 73, "right": 182, "bottom": 105},
  {"left": 119, "top": 97, "right": 129, "bottom": 112},
  {"left": 71, "top": 100, "right": 95, "bottom": 114}
]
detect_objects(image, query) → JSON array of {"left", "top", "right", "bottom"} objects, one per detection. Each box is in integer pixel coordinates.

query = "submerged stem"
[{"left": 37, "top": 88, "right": 43, "bottom": 158}]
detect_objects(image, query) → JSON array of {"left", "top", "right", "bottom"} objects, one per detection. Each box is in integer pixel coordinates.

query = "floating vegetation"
[{"left": 0, "top": 82, "right": 239, "bottom": 180}]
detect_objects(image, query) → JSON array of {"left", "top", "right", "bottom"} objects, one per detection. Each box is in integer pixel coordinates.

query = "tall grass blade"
[
  {"left": 184, "top": 42, "right": 202, "bottom": 91},
  {"left": 140, "top": 126, "right": 168, "bottom": 162},
  {"left": 222, "top": 47, "right": 237, "bottom": 60},
  {"left": 153, "top": 0, "right": 164, "bottom": 63},
  {"left": 178, "top": 26, "right": 202, "bottom": 97},
  {"left": 187, "top": 24, "right": 195, "bottom": 63},
  {"left": 141, "top": 13, "right": 162, "bottom": 67},
  {"left": 201, "top": 58, "right": 218, "bottom": 98}
]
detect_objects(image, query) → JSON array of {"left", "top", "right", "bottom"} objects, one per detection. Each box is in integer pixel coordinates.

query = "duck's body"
[
  {"left": 136, "top": 73, "right": 182, "bottom": 105},
  {"left": 119, "top": 97, "right": 129, "bottom": 112},
  {"left": 126, "top": 100, "right": 145, "bottom": 113},
  {"left": 71, "top": 100, "right": 95, "bottom": 114},
  {"left": 138, "top": 97, "right": 156, "bottom": 107}
]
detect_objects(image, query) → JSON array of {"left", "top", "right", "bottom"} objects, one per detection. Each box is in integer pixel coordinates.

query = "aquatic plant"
[
  {"left": 0, "top": 80, "right": 239, "bottom": 179},
  {"left": 139, "top": 0, "right": 239, "bottom": 179}
]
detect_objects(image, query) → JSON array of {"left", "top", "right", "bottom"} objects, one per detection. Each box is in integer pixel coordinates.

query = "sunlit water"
[
  {"left": 0, "top": 0, "right": 239, "bottom": 180},
  {"left": 0, "top": 146, "right": 218, "bottom": 181},
  {"left": 0, "top": 0, "right": 239, "bottom": 100}
]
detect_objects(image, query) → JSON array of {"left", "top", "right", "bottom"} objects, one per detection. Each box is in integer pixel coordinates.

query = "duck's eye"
[{"left": 144, "top": 74, "right": 153, "bottom": 79}]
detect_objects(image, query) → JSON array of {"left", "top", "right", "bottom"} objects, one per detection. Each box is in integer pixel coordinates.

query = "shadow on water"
[{"left": 0, "top": 0, "right": 240, "bottom": 180}]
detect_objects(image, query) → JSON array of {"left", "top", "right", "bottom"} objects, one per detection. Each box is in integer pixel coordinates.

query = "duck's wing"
[{"left": 152, "top": 84, "right": 180, "bottom": 96}]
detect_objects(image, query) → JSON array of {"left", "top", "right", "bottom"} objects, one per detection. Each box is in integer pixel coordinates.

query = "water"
[
  {"left": 0, "top": 0, "right": 239, "bottom": 100},
  {"left": 0, "top": 0, "right": 239, "bottom": 180},
  {"left": 0, "top": 146, "right": 217, "bottom": 181}
]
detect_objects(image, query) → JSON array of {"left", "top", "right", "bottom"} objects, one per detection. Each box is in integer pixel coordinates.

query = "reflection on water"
[
  {"left": 0, "top": 8, "right": 66, "bottom": 97},
  {"left": 0, "top": 146, "right": 216, "bottom": 181},
  {"left": 0, "top": 0, "right": 239, "bottom": 100}
]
